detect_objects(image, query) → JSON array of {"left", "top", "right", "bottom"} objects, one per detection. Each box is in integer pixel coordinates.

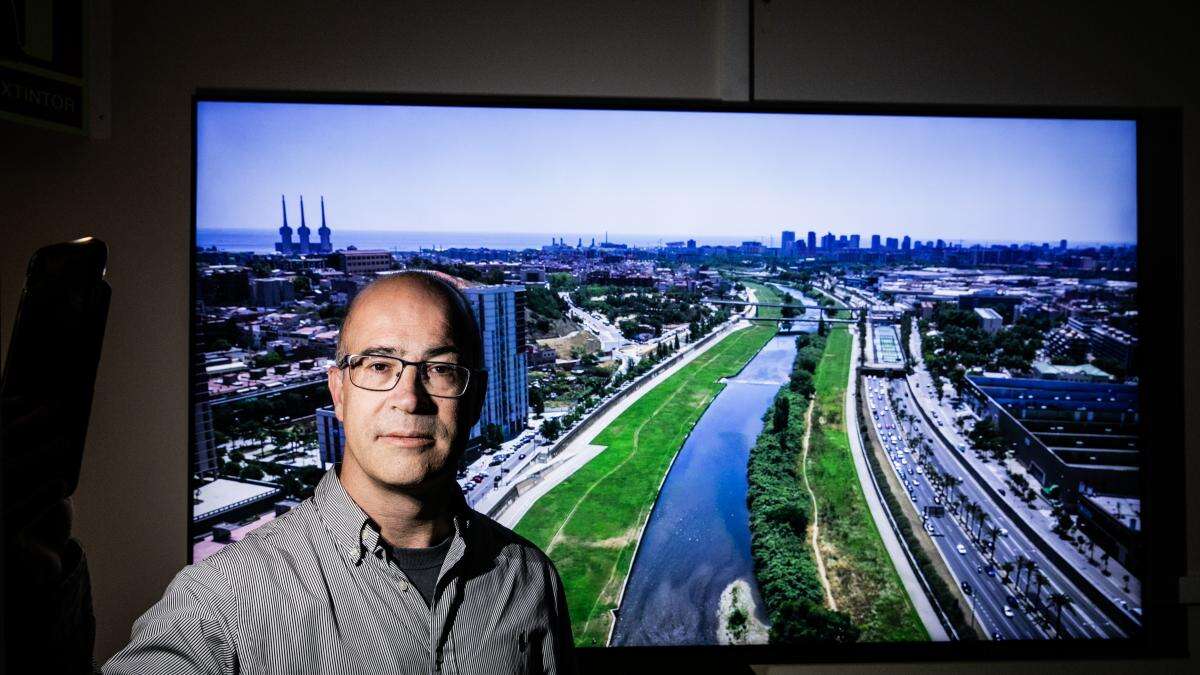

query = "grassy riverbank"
[
  {"left": 807, "top": 327, "right": 927, "bottom": 641},
  {"left": 515, "top": 286, "right": 779, "bottom": 645},
  {"left": 747, "top": 327, "right": 860, "bottom": 643}
]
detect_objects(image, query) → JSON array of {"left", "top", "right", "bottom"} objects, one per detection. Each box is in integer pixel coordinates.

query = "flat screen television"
[{"left": 190, "top": 92, "right": 1185, "bottom": 667}]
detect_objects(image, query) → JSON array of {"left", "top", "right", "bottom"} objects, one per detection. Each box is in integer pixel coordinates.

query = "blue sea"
[{"left": 196, "top": 228, "right": 749, "bottom": 254}]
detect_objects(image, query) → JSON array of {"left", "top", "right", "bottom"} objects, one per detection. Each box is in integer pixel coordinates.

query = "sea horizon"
[{"left": 196, "top": 227, "right": 1134, "bottom": 255}]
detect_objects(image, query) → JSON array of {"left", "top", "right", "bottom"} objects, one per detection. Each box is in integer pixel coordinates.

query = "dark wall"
[{"left": 1, "top": 1, "right": 1196, "bottom": 670}]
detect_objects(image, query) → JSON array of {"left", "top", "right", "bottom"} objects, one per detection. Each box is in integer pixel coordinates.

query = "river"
[{"left": 609, "top": 285, "right": 818, "bottom": 645}]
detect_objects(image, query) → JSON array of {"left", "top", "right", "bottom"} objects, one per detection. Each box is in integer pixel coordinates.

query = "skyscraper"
[
  {"left": 464, "top": 284, "right": 529, "bottom": 443},
  {"left": 871, "top": 234, "right": 881, "bottom": 250},
  {"left": 781, "top": 230, "right": 796, "bottom": 256},
  {"left": 807, "top": 231, "right": 817, "bottom": 252},
  {"left": 316, "top": 405, "right": 344, "bottom": 467},
  {"left": 902, "top": 235, "right": 912, "bottom": 251},
  {"left": 886, "top": 237, "right": 899, "bottom": 250},
  {"left": 849, "top": 234, "right": 861, "bottom": 249}
]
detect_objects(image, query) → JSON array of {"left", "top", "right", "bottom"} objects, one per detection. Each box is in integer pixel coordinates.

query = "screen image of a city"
[{"left": 192, "top": 100, "right": 1143, "bottom": 647}]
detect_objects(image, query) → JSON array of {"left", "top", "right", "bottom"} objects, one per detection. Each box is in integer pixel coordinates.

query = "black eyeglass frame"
[{"left": 336, "top": 353, "right": 479, "bottom": 398}]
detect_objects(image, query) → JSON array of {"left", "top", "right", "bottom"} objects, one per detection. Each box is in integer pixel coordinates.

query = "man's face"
[{"left": 327, "top": 281, "right": 480, "bottom": 494}]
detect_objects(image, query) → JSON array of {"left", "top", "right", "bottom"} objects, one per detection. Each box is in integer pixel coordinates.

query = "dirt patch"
[
  {"left": 581, "top": 528, "right": 640, "bottom": 550},
  {"left": 537, "top": 330, "right": 602, "bottom": 359}
]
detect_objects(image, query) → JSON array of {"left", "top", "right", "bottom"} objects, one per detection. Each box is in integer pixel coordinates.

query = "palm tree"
[
  {"left": 1033, "top": 572, "right": 1048, "bottom": 604},
  {"left": 1013, "top": 554, "right": 1030, "bottom": 588},
  {"left": 976, "top": 511, "right": 991, "bottom": 541},
  {"left": 1000, "top": 560, "right": 1016, "bottom": 585},
  {"left": 987, "top": 525, "right": 1001, "bottom": 557},
  {"left": 1122, "top": 574, "right": 1131, "bottom": 593},
  {"left": 1048, "top": 592, "right": 1074, "bottom": 636},
  {"left": 1022, "top": 560, "right": 1038, "bottom": 595},
  {"left": 1100, "top": 552, "right": 1111, "bottom": 576}
]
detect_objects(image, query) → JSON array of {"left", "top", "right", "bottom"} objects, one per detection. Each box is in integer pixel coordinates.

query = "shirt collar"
[{"left": 313, "top": 464, "right": 474, "bottom": 569}]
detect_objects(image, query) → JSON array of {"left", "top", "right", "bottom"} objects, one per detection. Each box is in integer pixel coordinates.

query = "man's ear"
[{"left": 327, "top": 366, "right": 345, "bottom": 422}]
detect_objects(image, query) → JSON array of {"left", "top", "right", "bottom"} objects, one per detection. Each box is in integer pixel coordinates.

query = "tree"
[
  {"left": 291, "top": 275, "right": 312, "bottom": 295},
  {"left": 1000, "top": 561, "right": 1016, "bottom": 585},
  {"left": 1033, "top": 572, "right": 1048, "bottom": 603},
  {"left": 1048, "top": 592, "right": 1074, "bottom": 636},
  {"left": 484, "top": 423, "right": 504, "bottom": 450},
  {"left": 529, "top": 387, "right": 545, "bottom": 415},
  {"left": 773, "top": 396, "right": 790, "bottom": 434},
  {"left": 769, "top": 598, "right": 860, "bottom": 644},
  {"left": 256, "top": 349, "right": 285, "bottom": 368},
  {"left": 541, "top": 417, "right": 561, "bottom": 442},
  {"left": 240, "top": 464, "right": 265, "bottom": 481}
]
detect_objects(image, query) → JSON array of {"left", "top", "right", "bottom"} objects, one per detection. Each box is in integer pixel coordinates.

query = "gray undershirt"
[{"left": 385, "top": 533, "right": 453, "bottom": 608}]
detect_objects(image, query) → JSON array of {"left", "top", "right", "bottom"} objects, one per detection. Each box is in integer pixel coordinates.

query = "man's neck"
[{"left": 337, "top": 461, "right": 455, "bottom": 549}]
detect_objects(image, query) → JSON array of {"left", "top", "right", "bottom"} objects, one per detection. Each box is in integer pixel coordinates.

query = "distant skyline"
[{"left": 197, "top": 102, "right": 1138, "bottom": 245}]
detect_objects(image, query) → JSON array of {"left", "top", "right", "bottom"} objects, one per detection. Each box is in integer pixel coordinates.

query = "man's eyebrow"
[
  {"left": 423, "top": 345, "right": 461, "bottom": 361},
  {"left": 356, "top": 345, "right": 460, "bottom": 360},
  {"left": 358, "top": 345, "right": 397, "bottom": 357}
]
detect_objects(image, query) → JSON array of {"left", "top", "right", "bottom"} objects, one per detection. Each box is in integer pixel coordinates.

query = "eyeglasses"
[{"left": 338, "top": 353, "right": 475, "bottom": 398}]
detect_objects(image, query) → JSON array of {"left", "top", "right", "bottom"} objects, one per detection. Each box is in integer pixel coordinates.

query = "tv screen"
[{"left": 191, "top": 95, "right": 1172, "bottom": 659}]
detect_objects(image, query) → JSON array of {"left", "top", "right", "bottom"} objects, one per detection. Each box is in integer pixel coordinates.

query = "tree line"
[{"left": 746, "top": 331, "right": 860, "bottom": 643}]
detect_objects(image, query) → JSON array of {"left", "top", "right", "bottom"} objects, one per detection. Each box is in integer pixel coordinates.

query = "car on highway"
[
  {"left": 961, "top": 581, "right": 972, "bottom": 595},
  {"left": 999, "top": 527, "right": 1009, "bottom": 537},
  {"left": 957, "top": 544, "right": 967, "bottom": 554},
  {"left": 1003, "top": 605, "right": 1014, "bottom": 618}
]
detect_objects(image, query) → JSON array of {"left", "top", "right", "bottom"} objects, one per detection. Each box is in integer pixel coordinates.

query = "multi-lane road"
[{"left": 864, "top": 374, "right": 1126, "bottom": 639}]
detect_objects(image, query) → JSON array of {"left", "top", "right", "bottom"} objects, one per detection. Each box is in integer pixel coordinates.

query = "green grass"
[
  {"left": 806, "top": 327, "right": 927, "bottom": 641},
  {"left": 515, "top": 301, "right": 778, "bottom": 645}
]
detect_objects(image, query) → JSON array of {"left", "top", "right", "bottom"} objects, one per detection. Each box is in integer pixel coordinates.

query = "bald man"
[{"left": 106, "top": 272, "right": 576, "bottom": 674}]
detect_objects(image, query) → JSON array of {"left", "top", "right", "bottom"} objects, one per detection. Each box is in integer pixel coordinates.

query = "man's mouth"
[{"left": 379, "top": 433, "right": 435, "bottom": 448}]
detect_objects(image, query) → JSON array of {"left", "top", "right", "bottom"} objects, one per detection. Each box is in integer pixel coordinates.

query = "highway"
[
  {"left": 864, "top": 375, "right": 1045, "bottom": 640},
  {"left": 869, "top": 374, "right": 1127, "bottom": 639}
]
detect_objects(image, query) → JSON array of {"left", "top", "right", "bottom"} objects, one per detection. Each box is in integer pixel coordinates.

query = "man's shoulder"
[
  {"left": 464, "top": 508, "right": 556, "bottom": 571},
  {"left": 194, "top": 497, "right": 327, "bottom": 576}
]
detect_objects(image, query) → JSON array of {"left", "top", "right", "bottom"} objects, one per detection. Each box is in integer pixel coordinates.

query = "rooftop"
[
  {"left": 193, "top": 478, "right": 281, "bottom": 522},
  {"left": 1084, "top": 494, "right": 1142, "bottom": 532}
]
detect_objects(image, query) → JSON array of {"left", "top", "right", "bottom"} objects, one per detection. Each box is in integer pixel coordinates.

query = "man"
[{"left": 105, "top": 271, "right": 576, "bottom": 674}]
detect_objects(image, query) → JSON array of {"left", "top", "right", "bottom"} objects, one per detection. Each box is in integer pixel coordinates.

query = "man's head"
[{"left": 327, "top": 272, "right": 485, "bottom": 495}]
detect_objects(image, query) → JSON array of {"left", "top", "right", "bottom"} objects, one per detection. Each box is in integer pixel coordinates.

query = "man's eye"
[
  {"left": 368, "top": 362, "right": 393, "bottom": 372},
  {"left": 429, "top": 364, "right": 454, "bottom": 375}
]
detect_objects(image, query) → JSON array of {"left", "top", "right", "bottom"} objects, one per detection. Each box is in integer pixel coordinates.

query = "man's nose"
[{"left": 386, "top": 363, "right": 428, "bottom": 411}]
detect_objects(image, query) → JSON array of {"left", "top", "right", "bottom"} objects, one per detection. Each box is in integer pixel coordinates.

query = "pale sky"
[{"left": 197, "top": 101, "right": 1137, "bottom": 244}]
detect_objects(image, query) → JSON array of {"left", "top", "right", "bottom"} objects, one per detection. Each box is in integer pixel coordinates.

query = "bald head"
[{"left": 335, "top": 272, "right": 482, "bottom": 371}]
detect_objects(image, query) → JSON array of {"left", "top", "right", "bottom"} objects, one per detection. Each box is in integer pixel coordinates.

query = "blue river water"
[{"left": 610, "top": 287, "right": 818, "bottom": 646}]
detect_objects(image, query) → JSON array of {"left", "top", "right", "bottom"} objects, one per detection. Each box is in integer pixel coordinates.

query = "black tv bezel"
[{"left": 188, "top": 90, "right": 1187, "bottom": 668}]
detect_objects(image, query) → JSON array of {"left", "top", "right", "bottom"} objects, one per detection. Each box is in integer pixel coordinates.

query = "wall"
[{"left": 1, "top": 1, "right": 1195, "bottom": 670}]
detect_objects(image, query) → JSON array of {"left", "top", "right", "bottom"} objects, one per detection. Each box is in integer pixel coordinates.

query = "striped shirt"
[{"left": 103, "top": 466, "right": 576, "bottom": 674}]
